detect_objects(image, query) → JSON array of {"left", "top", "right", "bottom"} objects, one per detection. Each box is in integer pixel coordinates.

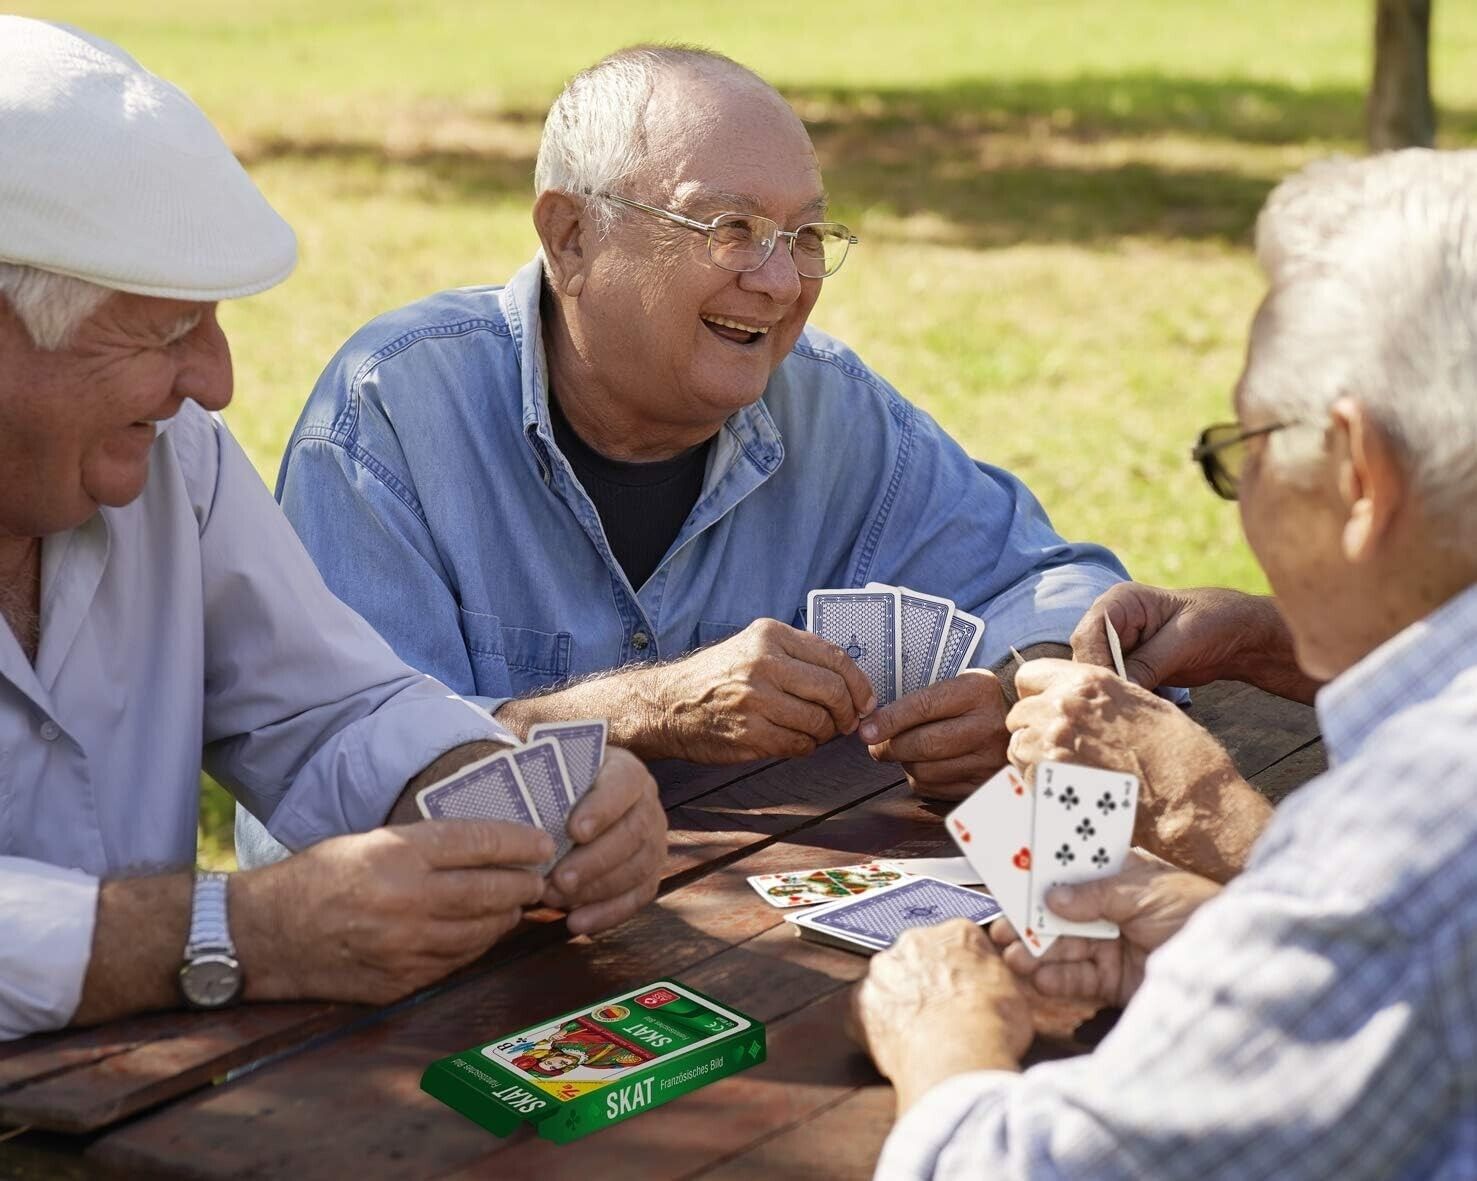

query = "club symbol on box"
[
  {"left": 1096, "top": 792, "right": 1118, "bottom": 815},
  {"left": 1091, "top": 847, "right": 1111, "bottom": 868},
  {"left": 1059, "top": 787, "right": 1080, "bottom": 810},
  {"left": 1054, "top": 843, "right": 1075, "bottom": 866},
  {"left": 1075, "top": 818, "right": 1096, "bottom": 841}
]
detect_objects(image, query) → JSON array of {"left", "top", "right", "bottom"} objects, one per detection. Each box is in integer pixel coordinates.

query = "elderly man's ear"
[
  {"left": 533, "top": 190, "right": 590, "bottom": 298},
  {"left": 1330, "top": 396, "right": 1405, "bottom": 565}
]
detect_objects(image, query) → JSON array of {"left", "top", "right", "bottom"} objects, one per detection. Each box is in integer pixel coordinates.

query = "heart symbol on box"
[{"left": 1012, "top": 847, "right": 1031, "bottom": 870}]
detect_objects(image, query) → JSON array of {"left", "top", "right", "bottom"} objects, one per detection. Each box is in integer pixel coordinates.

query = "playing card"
[
  {"left": 528, "top": 719, "right": 607, "bottom": 798},
  {"left": 932, "top": 607, "right": 984, "bottom": 681},
  {"left": 1028, "top": 762, "right": 1139, "bottom": 940},
  {"left": 511, "top": 739, "right": 577, "bottom": 863},
  {"left": 416, "top": 750, "right": 539, "bottom": 827},
  {"left": 746, "top": 861, "right": 913, "bottom": 909},
  {"left": 868, "top": 584, "right": 954, "bottom": 697},
  {"left": 1105, "top": 617, "right": 1128, "bottom": 679},
  {"left": 807, "top": 587, "right": 902, "bottom": 705},
  {"left": 786, "top": 877, "right": 1001, "bottom": 954},
  {"left": 946, "top": 765, "right": 1056, "bottom": 957},
  {"left": 876, "top": 857, "right": 981, "bottom": 886}
]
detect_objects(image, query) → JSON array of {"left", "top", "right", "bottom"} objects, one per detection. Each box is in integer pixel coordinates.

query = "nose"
[
  {"left": 174, "top": 306, "right": 234, "bottom": 413},
  {"left": 737, "top": 235, "right": 803, "bottom": 306}
]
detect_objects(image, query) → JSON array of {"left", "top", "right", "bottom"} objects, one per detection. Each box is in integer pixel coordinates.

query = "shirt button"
[
  {"left": 631, "top": 632, "right": 650, "bottom": 653},
  {"left": 39, "top": 720, "right": 61, "bottom": 742}
]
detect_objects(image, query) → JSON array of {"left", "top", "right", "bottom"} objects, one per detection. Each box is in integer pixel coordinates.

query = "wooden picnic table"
[{"left": 0, "top": 680, "right": 1323, "bottom": 1180}]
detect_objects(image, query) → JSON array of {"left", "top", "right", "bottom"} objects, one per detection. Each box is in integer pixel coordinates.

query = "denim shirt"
[{"left": 275, "top": 257, "right": 1130, "bottom": 710}]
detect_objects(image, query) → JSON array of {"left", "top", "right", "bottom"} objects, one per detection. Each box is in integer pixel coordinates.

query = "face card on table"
[
  {"left": 746, "top": 861, "right": 912, "bottom": 909},
  {"left": 528, "top": 719, "right": 607, "bottom": 799},
  {"left": 1028, "top": 762, "right": 1139, "bottom": 939},
  {"left": 416, "top": 750, "right": 539, "bottom": 827},
  {"left": 789, "top": 877, "right": 1001, "bottom": 950},
  {"left": 868, "top": 584, "right": 954, "bottom": 696},
  {"left": 933, "top": 607, "right": 985, "bottom": 681},
  {"left": 946, "top": 765, "right": 1055, "bottom": 957},
  {"left": 807, "top": 587, "right": 903, "bottom": 705}
]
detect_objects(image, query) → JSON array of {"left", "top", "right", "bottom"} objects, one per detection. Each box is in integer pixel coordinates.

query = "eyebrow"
[{"left": 682, "top": 188, "right": 831, "bottom": 222}]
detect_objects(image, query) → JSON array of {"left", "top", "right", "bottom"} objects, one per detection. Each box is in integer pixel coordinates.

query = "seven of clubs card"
[{"left": 948, "top": 761, "right": 1139, "bottom": 956}]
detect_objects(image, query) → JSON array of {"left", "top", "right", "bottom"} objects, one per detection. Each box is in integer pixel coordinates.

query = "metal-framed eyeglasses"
[
  {"left": 595, "top": 192, "right": 858, "bottom": 279},
  {"left": 1191, "top": 420, "right": 1297, "bottom": 500}
]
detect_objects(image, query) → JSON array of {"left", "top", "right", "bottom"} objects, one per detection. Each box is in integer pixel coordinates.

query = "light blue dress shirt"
[
  {"left": 272, "top": 257, "right": 1130, "bottom": 710},
  {"left": 876, "top": 580, "right": 1477, "bottom": 1180},
  {"left": 0, "top": 404, "right": 511, "bottom": 1040}
]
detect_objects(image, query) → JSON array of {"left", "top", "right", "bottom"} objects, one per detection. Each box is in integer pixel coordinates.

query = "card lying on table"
[
  {"left": 746, "top": 861, "right": 914, "bottom": 908},
  {"left": 947, "top": 761, "right": 1139, "bottom": 956},
  {"left": 421, "top": 980, "right": 765, "bottom": 1144},
  {"left": 785, "top": 876, "right": 1002, "bottom": 954}
]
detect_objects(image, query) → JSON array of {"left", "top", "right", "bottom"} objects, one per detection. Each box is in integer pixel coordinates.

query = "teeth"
[{"left": 702, "top": 315, "right": 769, "bottom": 335}]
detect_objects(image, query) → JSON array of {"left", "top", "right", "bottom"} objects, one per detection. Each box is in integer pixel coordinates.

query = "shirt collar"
[
  {"left": 499, "top": 254, "right": 783, "bottom": 476},
  {"left": 1316, "top": 579, "right": 1477, "bottom": 764}
]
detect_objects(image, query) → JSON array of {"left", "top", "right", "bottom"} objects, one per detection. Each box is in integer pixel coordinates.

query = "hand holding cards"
[
  {"left": 416, "top": 720, "right": 608, "bottom": 870},
  {"left": 948, "top": 761, "right": 1139, "bottom": 956},
  {"left": 806, "top": 584, "right": 983, "bottom": 706}
]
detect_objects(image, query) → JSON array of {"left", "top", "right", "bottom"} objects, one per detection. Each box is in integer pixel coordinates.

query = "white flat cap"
[{"left": 0, "top": 17, "right": 296, "bottom": 299}]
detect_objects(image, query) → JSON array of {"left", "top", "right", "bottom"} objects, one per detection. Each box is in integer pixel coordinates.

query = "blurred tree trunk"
[{"left": 1367, "top": 0, "right": 1436, "bottom": 150}]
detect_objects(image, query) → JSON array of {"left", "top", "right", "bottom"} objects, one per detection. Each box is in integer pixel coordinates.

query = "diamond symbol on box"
[
  {"left": 1059, "top": 787, "right": 1080, "bottom": 810},
  {"left": 1096, "top": 791, "right": 1118, "bottom": 815},
  {"left": 1054, "top": 843, "right": 1075, "bottom": 866},
  {"left": 1075, "top": 818, "right": 1096, "bottom": 841},
  {"left": 1092, "top": 847, "right": 1111, "bottom": 868},
  {"left": 845, "top": 633, "right": 866, "bottom": 661}
]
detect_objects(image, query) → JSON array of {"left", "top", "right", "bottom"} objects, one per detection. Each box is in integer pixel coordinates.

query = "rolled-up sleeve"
[
  {"left": 0, "top": 858, "right": 99, "bottom": 1040},
  {"left": 192, "top": 414, "right": 513, "bottom": 851}
]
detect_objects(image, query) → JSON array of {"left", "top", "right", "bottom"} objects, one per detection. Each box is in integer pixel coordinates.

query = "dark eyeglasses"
[{"left": 1191, "top": 421, "right": 1294, "bottom": 500}]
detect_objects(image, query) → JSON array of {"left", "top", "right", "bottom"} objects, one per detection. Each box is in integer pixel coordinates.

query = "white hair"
[
  {"left": 534, "top": 43, "right": 776, "bottom": 237},
  {"left": 1245, "top": 149, "right": 1477, "bottom": 548},
  {"left": 0, "top": 262, "right": 112, "bottom": 350}
]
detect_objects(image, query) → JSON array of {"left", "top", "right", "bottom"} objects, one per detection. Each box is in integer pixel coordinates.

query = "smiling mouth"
[{"left": 700, "top": 314, "right": 770, "bottom": 346}]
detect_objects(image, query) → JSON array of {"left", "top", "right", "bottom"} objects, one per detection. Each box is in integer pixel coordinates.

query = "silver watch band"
[{"left": 185, "top": 871, "right": 236, "bottom": 957}]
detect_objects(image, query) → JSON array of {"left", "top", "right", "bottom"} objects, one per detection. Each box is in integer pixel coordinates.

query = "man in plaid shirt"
[{"left": 855, "top": 149, "right": 1477, "bottom": 1180}]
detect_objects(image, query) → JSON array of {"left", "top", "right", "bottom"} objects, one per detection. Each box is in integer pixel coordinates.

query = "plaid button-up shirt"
[{"left": 877, "top": 581, "right": 1477, "bottom": 1181}]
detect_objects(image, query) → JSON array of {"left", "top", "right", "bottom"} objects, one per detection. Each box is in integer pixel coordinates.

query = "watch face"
[{"left": 180, "top": 954, "right": 243, "bottom": 1008}]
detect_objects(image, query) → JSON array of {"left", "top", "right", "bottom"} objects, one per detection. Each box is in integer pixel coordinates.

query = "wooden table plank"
[
  {"left": 1187, "top": 681, "right": 1320, "bottom": 782},
  {"left": 1249, "top": 739, "right": 1327, "bottom": 804}
]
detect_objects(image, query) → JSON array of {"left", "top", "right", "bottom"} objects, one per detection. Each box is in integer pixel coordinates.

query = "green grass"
[{"left": 17, "top": 0, "right": 1477, "bottom": 866}]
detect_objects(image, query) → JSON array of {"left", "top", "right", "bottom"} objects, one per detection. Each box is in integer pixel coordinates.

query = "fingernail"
[{"left": 859, "top": 721, "right": 878, "bottom": 742}]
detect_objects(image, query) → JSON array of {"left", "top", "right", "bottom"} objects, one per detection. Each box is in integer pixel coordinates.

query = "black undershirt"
[{"left": 549, "top": 393, "right": 714, "bottom": 591}]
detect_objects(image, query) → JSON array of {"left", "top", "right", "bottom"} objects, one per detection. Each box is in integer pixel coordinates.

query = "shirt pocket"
[
  {"left": 696, "top": 619, "right": 747, "bottom": 648},
  {"left": 457, "top": 606, "right": 572, "bottom": 697}
]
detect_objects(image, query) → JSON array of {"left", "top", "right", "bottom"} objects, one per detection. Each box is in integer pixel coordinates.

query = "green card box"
[{"left": 422, "top": 980, "right": 766, "bottom": 1144}]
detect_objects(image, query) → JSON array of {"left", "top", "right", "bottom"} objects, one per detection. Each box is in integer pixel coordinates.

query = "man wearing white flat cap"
[{"left": 0, "top": 17, "right": 665, "bottom": 1041}]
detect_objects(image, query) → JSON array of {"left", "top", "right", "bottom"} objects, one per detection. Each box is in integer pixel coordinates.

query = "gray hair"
[
  {"left": 1245, "top": 149, "right": 1477, "bottom": 546},
  {"left": 0, "top": 262, "right": 112, "bottom": 350},
  {"left": 534, "top": 44, "right": 776, "bottom": 237}
]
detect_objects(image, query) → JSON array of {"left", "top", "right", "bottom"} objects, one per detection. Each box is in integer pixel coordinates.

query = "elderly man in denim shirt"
[{"left": 269, "top": 45, "right": 1130, "bottom": 811}]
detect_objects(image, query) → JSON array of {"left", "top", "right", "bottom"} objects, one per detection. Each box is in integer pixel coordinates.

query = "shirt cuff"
[
  {"left": 875, "top": 1069, "right": 1017, "bottom": 1180},
  {"left": 266, "top": 681, "right": 516, "bottom": 851},
  {"left": 0, "top": 857, "right": 100, "bottom": 1040},
  {"left": 975, "top": 563, "right": 1124, "bottom": 669}
]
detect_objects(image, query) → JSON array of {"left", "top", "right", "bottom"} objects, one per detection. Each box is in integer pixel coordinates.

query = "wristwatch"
[{"left": 178, "top": 871, "right": 244, "bottom": 1009}]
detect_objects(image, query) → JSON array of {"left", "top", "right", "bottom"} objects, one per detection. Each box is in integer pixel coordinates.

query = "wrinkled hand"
[
  {"left": 990, "top": 851, "right": 1221, "bottom": 1009},
  {"left": 238, "top": 819, "right": 552, "bottom": 1005},
  {"left": 1072, "top": 583, "right": 1316, "bottom": 702},
  {"left": 542, "top": 747, "right": 667, "bottom": 935},
  {"left": 853, "top": 919, "right": 1033, "bottom": 1113},
  {"left": 1006, "top": 658, "right": 1265, "bottom": 879},
  {"left": 649, "top": 619, "right": 876, "bottom": 763},
  {"left": 860, "top": 670, "right": 1008, "bottom": 800}
]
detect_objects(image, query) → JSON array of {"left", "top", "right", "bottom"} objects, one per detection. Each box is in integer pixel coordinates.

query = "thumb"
[{"left": 1044, "top": 875, "right": 1139, "bottom": 925}]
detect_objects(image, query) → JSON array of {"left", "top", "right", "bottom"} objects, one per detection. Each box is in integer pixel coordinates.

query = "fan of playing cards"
[
  {"left": 415, "top": 720, "right": 608, "bottom": 869},
  {"left": 947, "top": 761, "right": 1140, "bottom": 958},
  {"left": 806, "top": 584, "right": 984, "bottom": 706}
]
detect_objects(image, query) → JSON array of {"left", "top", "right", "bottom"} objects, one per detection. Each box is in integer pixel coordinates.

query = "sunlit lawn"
[{"left": 20, "top": 0, "right": 1477, "bottom": 867}]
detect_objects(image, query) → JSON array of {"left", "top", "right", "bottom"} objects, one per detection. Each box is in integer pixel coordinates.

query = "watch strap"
[{"left": 185, "top": 870, "right": 236, "bottom": 958}]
